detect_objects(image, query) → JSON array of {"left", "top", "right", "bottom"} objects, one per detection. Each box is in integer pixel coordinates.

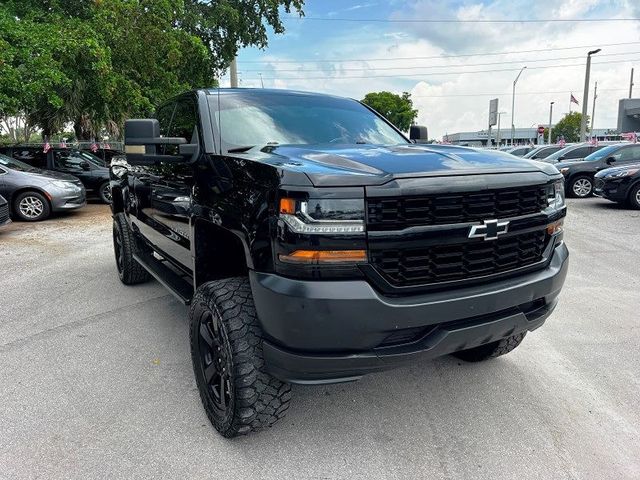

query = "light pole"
[
  {"left": 496, "top": 111, "right": 506, "bottom": 147},
  {"left": 591, "top": 81, "right": 598, "bottom": 140},
  {"left": 579, "top": 49, "right": 601, "bottom": 142},
  {"left": 548, "top": 102, "right": 554, "bottom": 144},
  {"left": 511, "top": 66, "right": 527, "bottom": 146}
]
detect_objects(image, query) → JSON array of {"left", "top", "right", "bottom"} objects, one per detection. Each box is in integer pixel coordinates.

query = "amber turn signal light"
[
  {"left": 279, "top": 198, "right": 296, "bottom": 214},
  {"left": 279, "top": 250, "right": 367, "bottom": 265},
  {"left": 546, "top": 219, "right": 564, "bottom": 235}
]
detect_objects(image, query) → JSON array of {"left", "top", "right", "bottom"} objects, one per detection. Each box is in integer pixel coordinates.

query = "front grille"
[
  {"left": 370, "top": 230, "right": 548, "bottom": 287},
  {"left": 0, "top": 202, "right": 9, "bottom": 224},
  {"left": 367, "top": 185, "right": 548, "bottom": 230}
]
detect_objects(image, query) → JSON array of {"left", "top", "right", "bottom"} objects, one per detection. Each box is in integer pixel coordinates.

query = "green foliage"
[
  {"left": 361, "top": 91, "right": 419, "bottom": 132},
  {"left": 550, "top": 112, "right": 588, "bottom": 143},
  {"left": 0, "top": 0, "right": 304, "bottom": 140}
]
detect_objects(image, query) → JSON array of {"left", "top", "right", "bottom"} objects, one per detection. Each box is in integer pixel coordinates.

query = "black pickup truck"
[{"left": 111, "top": 88, "right": 569, "bottom": 437}]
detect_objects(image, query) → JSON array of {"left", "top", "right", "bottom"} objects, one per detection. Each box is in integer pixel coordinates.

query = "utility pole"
[
  {"left": 511, "top": 66, "right": 527, "bottom": 146},
  {"left": 580, "top": 49, "right": 601, "bottom": 142},
  {"left": 497, "top": 111, "right": 506, "bottom": 147},
  {"left": 630, "top": 68, "right": 635, "bottom": 98},
  {"left": 230, "top": 57, "right": 239, "bottom": 88},
  {"left": 591, "top": 81, "right": 598, "bottom": 140},
  {"left": 259, "top": 73, "right": 264, "bottom": 88},
  {"left": 548, "top": 102, "right": 554, "bottom": 144}
]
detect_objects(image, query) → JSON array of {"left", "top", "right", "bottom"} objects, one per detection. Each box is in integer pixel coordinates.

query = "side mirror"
[
  {"left": 124, "top": 119, "right": 197, "bottom": 165},
  {"left": 605, "top": 156, "right": 616, "bottom": 165},
  {"left": 409, "top": 125, "right": 429, "bottom": 144},
  {"left": 558, "top": 155, "right": 566, "bottom": 160},
  {"left": 80, "top": 161, "right": 91, "bottom": 171}
]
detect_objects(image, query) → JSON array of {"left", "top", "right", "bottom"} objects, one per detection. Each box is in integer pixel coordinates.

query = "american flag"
[
  {"left": 558, "top": 136, "right": 566, "bottom": 147},
  {"left": 59, "top": 140, "right": 67, "bottom": 148},
  {"left": 621, "top": 132, "right": 638, "bottom": 143},
  {"left": 570, "top": 94, "right": 579, "bottom": 105},
  {"left": 90, "top": 141, "right": 99, "bottom": 153},
  {"left": 43, "top": 140, "right": 51, "bottom": 153}
]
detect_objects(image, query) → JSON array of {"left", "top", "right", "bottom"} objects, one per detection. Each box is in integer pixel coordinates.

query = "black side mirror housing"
[
  {"left": 409, "top": 125, "right": 429, "bottom": 144},
  {"left": 124, "top": 119, "right": 197, "bottom": 165},
  {"left": 605, "top": 156, "right": 616, "bottom": 165},
  {"left": 80, "top": 161, "right": 91, "bottom": 171}
]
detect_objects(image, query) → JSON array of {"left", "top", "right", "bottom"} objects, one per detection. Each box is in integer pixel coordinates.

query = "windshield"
[
  {"left": 211, "top": 91, "right": 409, "bottom": 152},
  {"left": 584, "top": 145, "right": 620, "bottom": 161},
  {"left": 0, "top": 153, "right": 37, "bottom": 172}
]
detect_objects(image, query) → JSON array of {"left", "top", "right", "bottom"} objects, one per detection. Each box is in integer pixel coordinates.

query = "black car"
[
  {"left": 595, "top": 162, "right": 640, "bottom": 209},
  {"left": 78, "top": 146, "right": 125, "bottom": 166},
  {"left": 0, "top": 145, "right": 111, "bottom": 202},
  {"left": 111, "top": 88, "right": 568, "bottom": 437},
  {"left": 0, "top": 154, "right": 86, "bottom": 221},
  {"left": 542, "top": 142, "right": 611, "bottom": 164},
  {"left": 557, "top": 143, "right": 640, "bottom": 197},
  {"left": 0, "top": 194, "right": 10, "bottom": 227}
]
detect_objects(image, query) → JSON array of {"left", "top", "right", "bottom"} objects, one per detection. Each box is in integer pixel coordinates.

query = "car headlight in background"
[
  {"left": 51, "top": 180, "right": 80, "bottom": 191},
  {"left": 279, "top": 198, "right": 364, "bottom": 234},
  {"left": 612, "top": 168, "right": 639, "bottom": 178}
]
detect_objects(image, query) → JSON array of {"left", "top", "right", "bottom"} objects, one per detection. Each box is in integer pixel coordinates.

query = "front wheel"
[
  {"left": 99, "top": 181, "right": 112, "bottom": 204},
  {"left": 569, "top": 176, "right": 593, "bottom": 198},
  {"left": 13, "top": 191, "right": 51, "bottom": 221},
  {"left": 190, "top": 277, "right": 291, "bottom": 437},
  {"left": 112, "top": 213, "right": 151, "bottom": 284},
  {"left": 628, "top": 184, "right": 640, "bottom": 210},
  {"left": 452, "top": 332, "right": 527, "bottom": 362}
]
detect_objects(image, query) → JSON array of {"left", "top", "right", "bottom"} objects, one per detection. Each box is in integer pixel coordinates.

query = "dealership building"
[{"left": 443, "top": 127, "right": 621, "bottom": 146}]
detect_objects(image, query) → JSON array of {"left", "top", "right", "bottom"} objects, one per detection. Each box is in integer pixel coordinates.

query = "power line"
[
  {"left": 238, "top": 41, "right": 640, "bottom": 64},
  {"left": 240, "top": 57, "right": 640, "bottom": 80},
  {"left": 239, "top": 51, "right": 638, "bottom": 73},
  {"left": 286, "top": 15, "right": 640, "bottom": 23}
]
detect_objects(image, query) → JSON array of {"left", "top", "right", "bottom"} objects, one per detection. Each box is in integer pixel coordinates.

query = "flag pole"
[{"left": 569, "top": 93, "right": 571, "bottom": 114}]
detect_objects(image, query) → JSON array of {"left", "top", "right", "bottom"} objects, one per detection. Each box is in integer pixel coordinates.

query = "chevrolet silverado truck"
[{"left": 110, "top": 88, "right": 569, "bottom": 437}]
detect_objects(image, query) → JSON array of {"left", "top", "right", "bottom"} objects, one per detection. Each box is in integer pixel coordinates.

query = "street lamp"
[
  {"left": 579, "top": 48, "right": 601, "bottom": 141},
  {"left": 511, "top": 66, "right": 527, "bottom": 146},
  {"left": 548, "top": 102, "right": 555, "bottom": 145},
  {"left": 496, "top": 111, "right": 507, "bottom": 147}
]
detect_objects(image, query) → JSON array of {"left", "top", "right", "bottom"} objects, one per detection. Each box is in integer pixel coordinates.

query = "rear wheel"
[
  {"left": 190, "top": 277, "right": 291, "bottom": 437},
  {"left": 629, "top": 184, "right": 640, "bottom": 210},
  {"left": 112, "top": 213, "right": 151, "bottom": 284},
  {"left": 452, "top": 332, "right": 527, "bottom": 362},
  {"left": 13, "top": 191, "right": 51, "bottom": 222},
  {"left": 569, "top": 176, "right": 593, "bottom": 198}
]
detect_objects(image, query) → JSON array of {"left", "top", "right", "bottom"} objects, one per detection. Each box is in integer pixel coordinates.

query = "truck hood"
[{"left": 252, "top": 144, "right": 559, "bottom": 186}]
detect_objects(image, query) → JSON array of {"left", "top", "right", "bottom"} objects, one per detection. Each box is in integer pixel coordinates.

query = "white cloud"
[{"left": 230, "top": 0, "right": 640, "bottom": 139}]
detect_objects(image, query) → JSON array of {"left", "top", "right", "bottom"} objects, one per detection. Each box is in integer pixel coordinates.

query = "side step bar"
[{"left": 133, "top": 252, "right": 193, "bottom": 305}]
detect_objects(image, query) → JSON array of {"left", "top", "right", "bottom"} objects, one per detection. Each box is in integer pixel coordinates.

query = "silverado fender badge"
[{"left": 468, "top": 219, "right": 510, "bottom": 241}]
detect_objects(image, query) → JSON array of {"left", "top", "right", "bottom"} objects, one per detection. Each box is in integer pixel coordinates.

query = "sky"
[{"left": 220, "top": 0, "right": 640, "bottom": 140}]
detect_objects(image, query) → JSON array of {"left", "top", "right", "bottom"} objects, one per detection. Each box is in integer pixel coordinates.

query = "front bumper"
[
  {"left": 50, "top": 188, "right": 87, "bottom": 211},
  {"left": 251, "top": 242, "right": 569, "bottom": 384},
  {"left": 594, "top": 177, "right": 630, "bottom": 202}
]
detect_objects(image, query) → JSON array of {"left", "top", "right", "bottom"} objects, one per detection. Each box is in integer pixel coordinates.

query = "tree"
[
  {"left": 361, "top": 91, "right": 418, "bottom": 132},
  {"left": 0, "top": 0, "right": 305, "bottom": 140},
  {"left": 549, "top": 112, "right": 589, "bottom": 143}
]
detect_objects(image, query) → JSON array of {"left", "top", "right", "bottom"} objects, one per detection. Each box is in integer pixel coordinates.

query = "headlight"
[
  {"left": 51, "top": 180, "right": 79, "bottom": 190},
  {"left": 279, "top": 198, "right": 365, "bottom": 234},
  {"left": 612, "top": 168, "right": 639, "bottom": 178},
  {"left": 547, "top": 180, "right": 565, "bottom": 210}
]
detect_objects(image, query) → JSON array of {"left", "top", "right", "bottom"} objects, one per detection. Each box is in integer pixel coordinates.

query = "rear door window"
[
  {"left": 619, "top": 146, "right": 640, "bottom": 162},
  {"left": 53, "top": 150, "right": 89, "bottom": 172},
  {"left": 565, "top": 147, "right": 590, "bottom": 159}
]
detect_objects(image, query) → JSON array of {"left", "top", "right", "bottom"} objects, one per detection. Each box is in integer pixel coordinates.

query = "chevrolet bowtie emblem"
[{"left": 468, "top": 219, "right": 510, "bottom": 241}]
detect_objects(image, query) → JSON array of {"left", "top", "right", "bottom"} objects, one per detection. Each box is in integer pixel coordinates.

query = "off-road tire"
[
  {"left": 628, "top": 184, "right": 640, "bottom": 210},
  {"left": 190, "top": 277, "right": 291, "bottom": 438},
  {"left": 99, "top": 181, "right": 112, "bottom": 204},
  {"left": 452, "top": 332, "right": 527, "bottom": 362},
  {"left": 569, "top": 175, "right": 593, "bottom": 198},
  {"left": 112, "top": 213, "right": 151, "bottom": 285},
  {"left": 13, "top": 191, "right": 51, "bottom": 222}
]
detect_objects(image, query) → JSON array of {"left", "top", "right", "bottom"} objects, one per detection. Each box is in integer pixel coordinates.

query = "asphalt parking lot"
[{"left": 1, "top": 199, "right": 639, "bottom": 480}]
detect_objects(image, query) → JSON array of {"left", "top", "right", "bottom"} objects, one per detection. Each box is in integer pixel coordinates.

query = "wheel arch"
[
  {"left": 192, "top": 218, "right": 252, "bottom": 288},
  {"left": 9, "top": 187, "right": 52, "bottom": 211}
]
